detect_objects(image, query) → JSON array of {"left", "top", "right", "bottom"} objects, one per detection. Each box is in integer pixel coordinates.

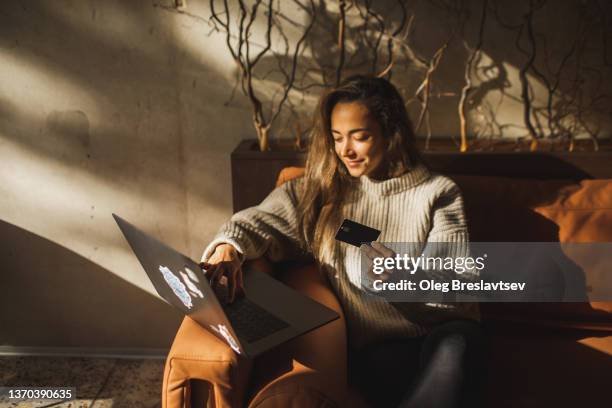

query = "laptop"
[{"left": 113, "top": 214, "right": 339, "bottom": 358}]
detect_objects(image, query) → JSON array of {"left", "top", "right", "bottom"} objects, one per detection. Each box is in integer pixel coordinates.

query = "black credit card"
[{"left": 335, "top": 219, "right": 381, "bottom": 247}]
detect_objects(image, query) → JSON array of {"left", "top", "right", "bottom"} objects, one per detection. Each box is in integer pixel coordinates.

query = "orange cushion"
[
  {"left": 534, "top": 179, "right": 612, "bottom": 242},
  {"left": 450, "top": 176, "right": 612, "bottom": 242},
  {"left": 276, "top": 167, "right": 305, "bottom": 188},
  {"left": 450, "top": 176, "right": 612, "bottom": 331}
]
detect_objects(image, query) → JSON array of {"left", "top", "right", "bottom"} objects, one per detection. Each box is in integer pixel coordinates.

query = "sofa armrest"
[
  {"left": 247, "top": 263, "right": 348, "bottom": 407},
  {"left": 161, "top": 258, "right": 274, "bottom": 408},
  {"left": 162, "top": 258, "right": 348, "bottom": 408},
  {"left": 162, "top": 315, "right": 253, "bottom": 408}
]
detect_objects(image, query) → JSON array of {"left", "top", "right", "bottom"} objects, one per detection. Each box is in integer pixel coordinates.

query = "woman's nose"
[{"left": 341, "top": 139, "right": 355, "bottom": 157}]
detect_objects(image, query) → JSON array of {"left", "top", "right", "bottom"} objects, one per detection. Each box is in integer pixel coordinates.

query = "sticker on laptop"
[
  {"left": 180, "top": 267, "right": 204, "bottom": 299},
  {"left": 159, "top": 265, "right": 204, "bottom": 309},
  {"left": 210, "top": 324, "right": 241, "bottom": 354}
]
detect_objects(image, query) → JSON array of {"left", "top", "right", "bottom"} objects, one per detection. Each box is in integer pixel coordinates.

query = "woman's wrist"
[
  {"left": 215, "top": 243, "right": 238, "bottom": 255},
  {"left": 212, "top": 243, "right": 243, "bottom": 264}
]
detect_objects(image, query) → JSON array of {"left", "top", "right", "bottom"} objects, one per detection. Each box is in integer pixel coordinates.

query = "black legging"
[{"left": 350, "top": 319, "right": 487, "bottom": 408}]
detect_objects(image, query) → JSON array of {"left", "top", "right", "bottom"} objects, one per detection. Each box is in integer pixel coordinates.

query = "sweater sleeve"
[
  {"left": 201, "top": 177, "right": 304, "bottom": 264},
  {"left": 420, "top": 178, "right": 479, "bottom": 283},
  {"left": 427, "top": 178, "right": 468, "bottom": 240}
]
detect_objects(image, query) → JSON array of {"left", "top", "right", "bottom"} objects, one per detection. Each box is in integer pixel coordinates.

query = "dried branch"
[
  {"left": 269, "top": 0, "right": 317, "bottom": 125},
  {"left": 209, "top": 0, "right": 314, "bottom": 150},
  {"left": 458, "top": 0, "right": 487, "bottom": 152},
  {"left": 366, "top": 2, "right": 385, "bottom": 74},
  {"left": 594, "top": 0, "right": 612, "bottom": 67},
  {"left": 336, "top": 0, "right": 348, "bottom": 86},
  {"left": 515, "top": 0, "right": 543, "bottom": 151},
  {"left": 352, "top": 0, "right": 377, "bottom": 72},
  {"left": 413, "top": 39, "right": 450, "bottom": 149},
  {"left": 532, "top": 31, "right": 578, "bottom": 140},
  {"left": 377, "top": 0, "right": 409, "bottom": 78}
]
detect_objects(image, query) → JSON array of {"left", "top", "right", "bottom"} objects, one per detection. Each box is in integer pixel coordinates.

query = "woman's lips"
[{"left": 345, "top": 160, "right": 364, "bottom": 168}]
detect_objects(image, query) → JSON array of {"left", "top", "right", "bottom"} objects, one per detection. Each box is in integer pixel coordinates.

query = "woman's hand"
[
  {"left": 360, "top": 241, "right": 397, "bottom": 288},
  {"left": 200, "top": 243, "right": 245, "bottom": 303}
]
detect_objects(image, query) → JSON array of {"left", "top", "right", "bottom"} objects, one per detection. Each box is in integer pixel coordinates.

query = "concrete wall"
[{"left": 0, "top": 0, "right": 257, "bottom": 350}]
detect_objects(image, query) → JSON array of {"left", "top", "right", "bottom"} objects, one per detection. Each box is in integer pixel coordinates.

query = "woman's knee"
[{"left": 421, "top": 320, "right": 486, "bottom": 368}]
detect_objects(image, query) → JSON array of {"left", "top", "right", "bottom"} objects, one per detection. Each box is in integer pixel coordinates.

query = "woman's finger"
[
  {"left": 369, "top": 245, "right": 397, "bottom": 282},
  {"left": 207, "top": 264, "right": 225, "bottom": 288},
  {"left": 228, "top": 266, "right": 238, "bottom": 303},
  {"left": 236, "top": 267, "right": 246, "bottom": 297},
  {"left": 360, "top": 243, "right": 381, "bottom": 260},
  {"left": 367, "top": 264, "right": 392, "bottom": 280},
  {"left": 371, "top": 241, "right": 396, "bottom": 258},
  {"left": 216, "top": 265, "right": 231, "bottom": 289},
  {"left": 203, "top": 263, "right": 215, "bottom": 279},
  {"left": 379, "top": 269, "right": 393, "bottom": 281}
]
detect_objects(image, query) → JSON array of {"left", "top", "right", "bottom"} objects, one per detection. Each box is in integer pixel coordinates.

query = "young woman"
[{"left": 201, "top": 75, "right": 486, "bottom": 408}]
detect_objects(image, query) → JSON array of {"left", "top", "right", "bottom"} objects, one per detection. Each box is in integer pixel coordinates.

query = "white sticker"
[
  {"left": 159, "top": 265, "right": 193, "bottom": 309},
  {"left": 180, "top": 270, "right": 204, "bottom": 299},
  {"left": 183, "top": 266, "right": 200, "bottom": 283},
  {"left": 210, "top": 324, "right": 241, "bottom": 354}
]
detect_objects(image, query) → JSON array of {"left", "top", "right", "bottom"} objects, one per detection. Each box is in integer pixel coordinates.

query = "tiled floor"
[{"left": 0, "top": 356, "right": 164, "bottom": 407}]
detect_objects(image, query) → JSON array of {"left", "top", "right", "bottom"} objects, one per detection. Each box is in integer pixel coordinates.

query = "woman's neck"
[{"left": 366, "top": 161, "right": 390, "bottom": 181}]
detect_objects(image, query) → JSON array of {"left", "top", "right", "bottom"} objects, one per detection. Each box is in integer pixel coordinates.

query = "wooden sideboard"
[{"left": 231, "top": 139, "right": 612, "bottom": 212}]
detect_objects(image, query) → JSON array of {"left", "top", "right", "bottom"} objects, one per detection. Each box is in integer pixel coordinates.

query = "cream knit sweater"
[{"left": 202, "top": 164, "right": 479, "bottom": 349}]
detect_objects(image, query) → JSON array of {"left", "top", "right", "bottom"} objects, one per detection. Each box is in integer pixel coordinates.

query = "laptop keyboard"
[{"left": 223, "top": 298, "right": 290, "bottom": 343}]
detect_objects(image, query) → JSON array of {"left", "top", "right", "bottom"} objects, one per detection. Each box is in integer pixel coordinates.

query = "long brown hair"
[{"left": 297, "top": 74, "right": 425, "bottom": 264}]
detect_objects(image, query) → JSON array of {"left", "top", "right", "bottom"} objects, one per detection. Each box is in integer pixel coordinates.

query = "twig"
[
  {"left": 458, "top": 0, "right": 487, "bottom": 152},
  {"left": 414, "top": 39, "right": 450, "bottom": 149},
  {"left": 336, "top": 0, "right": 347, "bottom": 86},
  {"left": 515, "top": 0, "right": 543, "bottom": 151}
]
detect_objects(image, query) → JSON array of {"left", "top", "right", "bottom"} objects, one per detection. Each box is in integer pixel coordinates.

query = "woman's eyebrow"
[{"left": 331, "top": 127, "right": 371, "bottom": 134}]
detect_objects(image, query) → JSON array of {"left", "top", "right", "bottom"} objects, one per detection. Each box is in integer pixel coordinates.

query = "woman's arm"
[
  {"left": 423, "top": 179, "right": 478, "bottom": 282},
  {"left": 200, "top": 178, "right": 305, "bottom": 301},
  {"left": 202, "top": 177, "right": 304, "bottom": 263}
]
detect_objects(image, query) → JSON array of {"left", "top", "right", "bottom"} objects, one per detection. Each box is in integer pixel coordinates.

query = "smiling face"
[{"left": 331, "top": 101, "right": 387, "bottom": 178}]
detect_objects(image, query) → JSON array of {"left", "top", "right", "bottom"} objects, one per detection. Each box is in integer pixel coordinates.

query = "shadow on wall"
[
  {"left": 0, "top": 0, "right": 261, "bottom": 348},
  {"left": 0, "top": 219, "right": 182, "bottom": 348},
  {"left": 0, "top": 0, "right": 245, "bottom": 212},
  {"left": 245, "top": 0, "right": 612, "bottom": 141}
]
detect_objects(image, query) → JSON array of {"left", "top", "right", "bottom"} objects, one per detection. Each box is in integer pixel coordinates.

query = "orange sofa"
[{"left": 162, "top": 167, "right": 612, "bottom": 408}]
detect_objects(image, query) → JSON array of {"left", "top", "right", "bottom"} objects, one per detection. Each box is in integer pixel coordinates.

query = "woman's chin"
[{"left": 347, "top": 168, "right": 366, "bottom": 177}]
